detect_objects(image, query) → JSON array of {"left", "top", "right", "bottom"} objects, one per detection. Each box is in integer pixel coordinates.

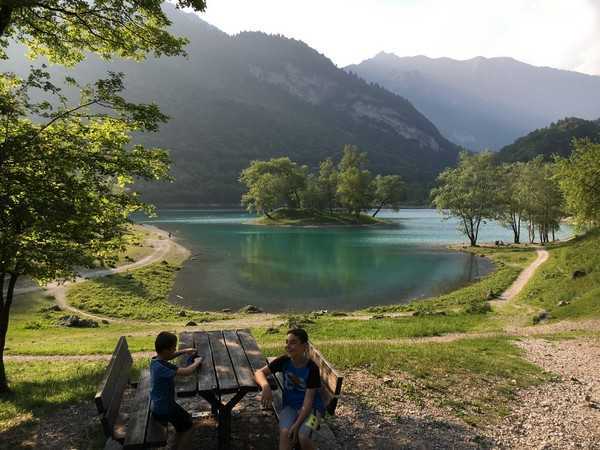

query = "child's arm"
[
  {"left": 167, "top": 348, "right": 196, "bottom": 360},
  {"left": 289, "top": 388, "right": 317, "bottom": 440},
  {"left": 176, "top": 356, "right": 203, "bottom": 376},
  {"left": 255, "top": 365, "right": 274, "bottom": 408}
]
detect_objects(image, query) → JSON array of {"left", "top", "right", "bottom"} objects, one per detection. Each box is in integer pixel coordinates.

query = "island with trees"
[{"left": 239, "top": 145, "right": 405, "bottom": 225}]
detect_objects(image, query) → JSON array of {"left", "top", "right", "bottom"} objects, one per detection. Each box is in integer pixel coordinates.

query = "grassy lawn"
[{"left": 518, "top": 229, "right": 600, "bottom": 322}]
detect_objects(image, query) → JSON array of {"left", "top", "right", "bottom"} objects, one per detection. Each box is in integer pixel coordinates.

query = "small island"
[
  {"left": 240, "top": 145, "right": 405, "bottom": 226},
  {"left": 252, "top": 207, "right": 389, "bottom": 226}
]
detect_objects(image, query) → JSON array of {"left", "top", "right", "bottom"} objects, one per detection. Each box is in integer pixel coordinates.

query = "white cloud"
[{"left": 195, "top": 0, "right": 600, "bottom": 74}]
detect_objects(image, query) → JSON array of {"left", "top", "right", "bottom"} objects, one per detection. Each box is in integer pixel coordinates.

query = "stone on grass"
[
  {"left": 572, "top": 270, "right": 587, "bottom": 279},
  {"left": 532, "top": 310, "right": 550, "bottom": 324},
  {"left": 58, "top": 315, "right": 98, "bottom": 328},
  {"left": 185, "top": 321, "right": 198, "bottom": 327},
  {"left": 178, "top": 310, "right": 188, "bottom": 317},
  {"left": 557, "top": 300, "right": 570, "bottom": 307},
  {"left": 222, "top": 308, "right": 233, "bottom": 313},
  {"left": 239, "top": 304, "right": 263, "bottom": 314},
  {"left": 265, "top": 327, "right": 279, "bottom": 334}
]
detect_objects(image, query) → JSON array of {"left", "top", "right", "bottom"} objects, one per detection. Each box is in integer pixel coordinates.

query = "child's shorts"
[
  {"left": 278, "top": 406, "right": 321, "bottom": 438},
  {"left": 151, "top": 403, "right": 193, "bottom": 432}
]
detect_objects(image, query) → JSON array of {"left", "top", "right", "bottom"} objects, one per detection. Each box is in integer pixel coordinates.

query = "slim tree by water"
[{"left": 431, "top": 151, "right": 499, "bottom": 246}]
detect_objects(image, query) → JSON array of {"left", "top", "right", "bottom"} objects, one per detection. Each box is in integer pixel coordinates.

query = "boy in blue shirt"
[
  {"left": 255, "top": 328, "right": 324, "bottom": 450},
  {"left": 150, "top": 331, "right": 202, "bottom": 450}
]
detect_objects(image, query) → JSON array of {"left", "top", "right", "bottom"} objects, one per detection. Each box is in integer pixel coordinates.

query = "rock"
[
  {"left": 557, "top": 300, "right": 570, "bottom": 307},
  {"left": 178, "top": 310, "right": 188, "bottom": 317},
  {"left": 222, "top": 308, "right": 233, "bottom": 313},
  {"left": 532, "top": 310, "right": 550, "bottom": 324},
  {"left": 265, "top": 327, "right": 279, "bottom": 334},
  {"left": 330, "top": 311, "right": 348, "bottom": 317},
  {"left": 572, "top": 269, "right": 587, "bottom": 279},
  {"left": 312, "top": 309, "right": 329, "bottom": 316},
  {"left": 57, "top": 315, "right": 98, "bottom": 328},
  {"left": 239, "top": 304, "right": 263, "bottom": 314},
  {"left": 486, "top": 289, "right": 498, "bottom": 300},
  {"left": 40, "top": 304, "right": 62, "bottom": 313},
  {"left": 101, "top": 319, "right": 110, "bottom": 325},
  {"left": 185, "top": 321, "right": 198, "bottom": 327},
  {"left": 370, "top": 314, "right": 386, "bottom": 320}
]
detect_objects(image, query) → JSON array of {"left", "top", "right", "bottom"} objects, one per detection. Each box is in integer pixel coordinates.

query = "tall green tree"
[
  {"left": 0, "top": 0, "right": 206, "bottom": 65},
  {"left": 317, "top": 158, "right": 338, "bottom": 213},
  {"left": 239, "top": 157, "right": 308, "bottom": 214},
  {"left": 555, "top": 139, "right": 600, "bottom": 230},
  {"left": 336, "top": 145, "right": 373, "bottom": 217},
  {"left": 495, "top": 163, "right": 528, "bottom": 244},
  {"left": 371, "top": 175, "right": 405, "bottom": 217},
  {"left": 431, "top": 151, "right": 498, "bottom": 246},
  {"left": 0, "top": 70, "right": 170, "bottom": 393}
]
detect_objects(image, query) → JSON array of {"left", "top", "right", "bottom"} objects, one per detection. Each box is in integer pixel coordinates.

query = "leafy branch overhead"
[{"left": 0, "top": 0, "right": 207, "bottom": 65}]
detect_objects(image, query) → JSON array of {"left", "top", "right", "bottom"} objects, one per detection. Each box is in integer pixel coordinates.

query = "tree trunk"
[
  {"left": 0, "top": 273, "right": 18, "bottom": 394},
  {"left": 371, "top": 204, "right": 383, "bottom": 217}
]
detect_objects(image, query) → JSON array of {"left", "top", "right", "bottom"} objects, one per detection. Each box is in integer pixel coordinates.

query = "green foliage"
[
  {"left": 518, "top": 228, "right": 600, "bottom": 321},
  {"left": 496, "top": 117, "right": 600, "bottom": 163},
  {"left": 336, "top": 145, "right": 374, "bottom": 216},
  {"left": 371, "top": 174, "right": 405, "bottom": 217},
  {"left": 253, "top": 208, "right": 384, "bottom": 225},
  {"left": 431, "top": 151, "right": 499, "bottom": 246},
  {"left": 554, "top": 139, "right": 600, "bottom": 230},
  {"left": 0, "top": 0, "right": 207, "bottom": 65}
]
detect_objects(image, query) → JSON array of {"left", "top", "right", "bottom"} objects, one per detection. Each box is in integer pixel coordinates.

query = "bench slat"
[
  {"left": 223, "top": 330, "right": 256, "bottom": 389},
  {"left": 95, "top": 336, "right": 133, "bottom": 414},
  {"left": 208, "top": 330, "right": 239, "bottom": 393},
  {"left": 123, "top": 369, "right": 167, "bottom": 450},
  {"left": 176, "top": 331, "right": 197, "bottom": 396},
  {"left": 309, "top": 343, "right": 343, "bottom": 415},
  {"left": 194, "top": 331, "right": 218, "bottom": 393}
]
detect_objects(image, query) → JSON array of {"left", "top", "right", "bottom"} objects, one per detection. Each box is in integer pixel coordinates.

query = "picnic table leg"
[{"left": 217, "top": 391, "right": 246, "bottom": 450}]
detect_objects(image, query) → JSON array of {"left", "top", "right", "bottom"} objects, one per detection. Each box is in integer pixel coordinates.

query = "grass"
[
  {"left": 253, "top": 207, "right": 388, "bottom": 226},
  {"left": 0, "top": 359, "right": 150, "bottom": 447},
  {"left": 518, "top": 229, "right": 600, "bottom": 322},
  {"left": 68, "top": 262, "right": 229, "bottom": 322}
]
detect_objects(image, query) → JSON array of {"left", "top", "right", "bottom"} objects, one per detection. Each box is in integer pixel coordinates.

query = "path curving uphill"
[
  {"left": 13, "top": 225, "right": 189, "bottom": 323},
  {"left": 498, "top": 248, "right": 549, "bottom": 301}
]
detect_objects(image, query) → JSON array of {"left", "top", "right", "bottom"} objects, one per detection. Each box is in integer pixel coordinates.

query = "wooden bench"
[
  {"left": 268, "top": 342, "right": 343, "bottom": 448},
  {"left": 95, "top": 336, "right": 168, "bottom": 450}
]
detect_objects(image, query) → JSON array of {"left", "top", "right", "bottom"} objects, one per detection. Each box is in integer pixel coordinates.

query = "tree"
[
  {"left": 431, "top": 151, "right": 498, "bottom": 246},
  {"left": 495, "top": 163, "right": 528, "bottom": 244},
  {"left": 371, "top": 175, "right": 405, "bottom": 217},
  {"left": 0, "top": 70, "right": 170, "bottom": 393},
  {"left": 239, "top": 158, "right": 308, "bottom": 214},
  {"left": 555, "top": 139, "right": 600, "bottom": 230},
  {"left": 336, "top": 145, "right": 373, "bottom": 217},
  {"left": 0, "top": 0, "right": 207, "bottom": 65},
  {"left": 317, "top": 158, "right": 338, "bottom": 213}
]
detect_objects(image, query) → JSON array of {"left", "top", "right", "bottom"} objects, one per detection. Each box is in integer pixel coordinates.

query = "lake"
[{"left": 139, "top": 209, "right": 571, "bottom": 312}]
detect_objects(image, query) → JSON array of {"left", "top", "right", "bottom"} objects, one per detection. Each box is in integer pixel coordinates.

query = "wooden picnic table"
[{"left": 176, "top": 329, "right": 271, "bottom": 449}]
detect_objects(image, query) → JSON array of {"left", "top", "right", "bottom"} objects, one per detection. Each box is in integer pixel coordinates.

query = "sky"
[{"left": 195, "top": 0, "right": 600, "bottom": 75}]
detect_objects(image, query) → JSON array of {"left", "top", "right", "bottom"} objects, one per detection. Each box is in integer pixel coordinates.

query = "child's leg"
[
  {"left": 278, "top": 407, "right": 298, "bottom": 450},
  {"left": 169, "top": 404, "right": 194, "bottom": 450}
]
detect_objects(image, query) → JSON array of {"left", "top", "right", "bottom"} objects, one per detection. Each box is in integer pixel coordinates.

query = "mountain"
[
  {"left": 495, "top": 117, "right": 600, "bottom": 163},
  {"left": 3, "top": 7, "right": 459, "bottom": 206},
  {"left": 346, "top": 53, "right": 600, "bottom": 151}
]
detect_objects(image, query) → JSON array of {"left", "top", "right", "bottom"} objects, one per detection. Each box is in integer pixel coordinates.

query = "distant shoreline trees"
[
  {"left": 432, "top": 140, "right": 600, "bottom": 246},
  {"left": 239, "top": 145, "right": 405, "bottom": 220}
]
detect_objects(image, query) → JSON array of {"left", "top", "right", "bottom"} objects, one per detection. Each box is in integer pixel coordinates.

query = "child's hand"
[
  {"left": 260, "top": 386, "right": 273, "bottom": 409},
  {"left": 288, "top": 424, "right": 299, "bottom": 442},
  {"left": 193, "top": 356, "right": 203, "bottom": 367}
]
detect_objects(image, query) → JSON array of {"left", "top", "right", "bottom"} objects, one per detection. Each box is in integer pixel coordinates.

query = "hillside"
[
  {"left": 4, "top": 7, "right": 459, "bottom": 206},
  {"left": 347, "top": 53, "right": 600, "bottom": 151},
  {"left": 495, "top": 117, "right": 600, "bottom": 162}
]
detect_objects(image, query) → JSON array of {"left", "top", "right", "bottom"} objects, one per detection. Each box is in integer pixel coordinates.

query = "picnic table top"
[{"left": 176, "top": 329, "right": 268, "bottom": 397}]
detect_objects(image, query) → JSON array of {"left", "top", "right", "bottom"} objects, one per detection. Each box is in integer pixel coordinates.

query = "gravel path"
[{"left": 489, "top": 338, "right": 600, "bottom": 449}]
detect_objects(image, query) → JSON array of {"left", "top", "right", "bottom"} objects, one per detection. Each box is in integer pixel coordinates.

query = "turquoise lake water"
[{"left": 139, "top": 209, "right": 572, "bottom": 312}]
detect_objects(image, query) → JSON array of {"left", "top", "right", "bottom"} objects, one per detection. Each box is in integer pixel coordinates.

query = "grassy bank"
[
  {"left": 253, "top": 207, "right": 388, "bottom": 226},
  {"left": 518, "top": 229, "right": 600, "bottom": 321}
]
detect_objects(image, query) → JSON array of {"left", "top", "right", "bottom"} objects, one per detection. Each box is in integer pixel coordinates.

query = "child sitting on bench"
[{"left": 255, "top": 328, "right": 324, "bottom": 450}]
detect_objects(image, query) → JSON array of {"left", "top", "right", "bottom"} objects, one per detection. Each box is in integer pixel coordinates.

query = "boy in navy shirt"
[
  {"left": 255, "top": 328, "right": 324, "bottom": 450},
  {"left": 150, "top": 331, "right": 202, "bottom": 450}
]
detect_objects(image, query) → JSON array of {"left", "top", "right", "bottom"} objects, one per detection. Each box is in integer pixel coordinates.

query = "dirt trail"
[
  {"left": 13, "top": 225, "right": 189, "bottom": 323},
  {"left": 498, "top": 248, "right": 549, "bottom": 301}
]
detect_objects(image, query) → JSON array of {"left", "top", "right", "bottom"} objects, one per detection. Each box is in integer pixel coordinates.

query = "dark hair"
[
  {"left": 155, "top": 331, "right": 177, "bottom": 353},
  {"left": 287, "top": 328, "right": 309, "bottom": 344}
]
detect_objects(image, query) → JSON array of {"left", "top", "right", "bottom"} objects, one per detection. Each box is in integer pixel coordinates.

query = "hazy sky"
[{"left": 197, "top": 0, "right": 600, "bottom": 75}]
